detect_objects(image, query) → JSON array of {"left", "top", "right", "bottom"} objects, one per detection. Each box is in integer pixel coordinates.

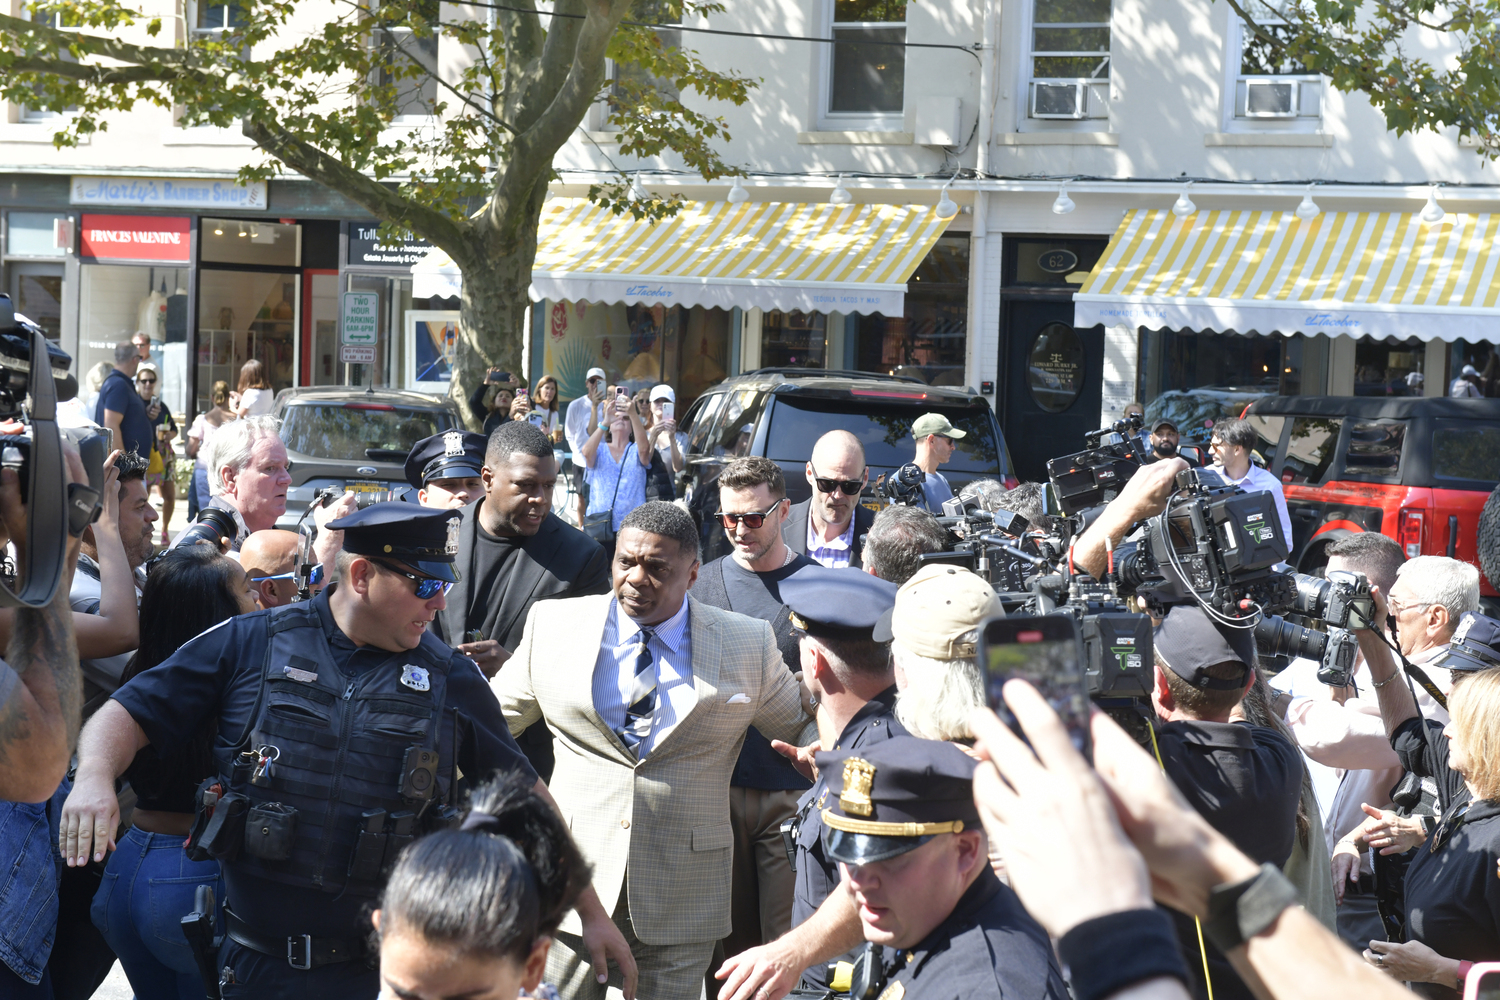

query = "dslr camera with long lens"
[
  {"left": 0, "top": 294, "right": 104, "bottom": 606},
  {"left": 1254, "top": 569, "right": 1372, "bottom": 686}
]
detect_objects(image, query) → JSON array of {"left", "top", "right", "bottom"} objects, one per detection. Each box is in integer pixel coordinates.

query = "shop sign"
[
  {"left": 340, "top": 345, "right": 377, "bottom": 364},
  {"left": 70, "top": 175, "right": 266, "bottom": 210},
  {"left": 342, "top": 292, "right": 380, "bottom": 345},
  {"left": 348, "top": 225, "right": 435, "bottom": 267},
  {"left": 78, "top": 214, "right": 192, "bottom": 262}
]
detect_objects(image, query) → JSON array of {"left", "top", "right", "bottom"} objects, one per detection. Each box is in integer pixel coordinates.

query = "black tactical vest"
[{"left": 212, "top": 601, "right": 455, "bottom": 897}]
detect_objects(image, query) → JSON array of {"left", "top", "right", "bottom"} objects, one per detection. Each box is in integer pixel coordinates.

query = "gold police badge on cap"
[
  {"left": 446, "top": 517, "right": 461, "bottom": 556},
  {"left": 840, "top": 757, "right": 876, "bottom": 817},
  {"left": 442, "top": 430, "right": 465, "bottom": 458}
]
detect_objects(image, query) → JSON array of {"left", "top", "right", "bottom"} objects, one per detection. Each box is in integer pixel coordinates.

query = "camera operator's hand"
[
  {"left": 969, "top": 687, "right": 1154, "bottom": 938},
  {"left": 1074, "top": 457, "right": 1188, "bottom": 579},
  {"left": 311, "top": 491, "right": 358, "bottom": 568}
]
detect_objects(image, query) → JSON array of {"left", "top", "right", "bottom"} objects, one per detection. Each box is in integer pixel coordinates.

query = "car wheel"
[{"left": 1479, "top": 484, "right": 1500, "bottom": 592}]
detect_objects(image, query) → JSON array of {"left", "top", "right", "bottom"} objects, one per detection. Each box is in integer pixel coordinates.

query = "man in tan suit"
[{"left": 495, "top": 501, "right": 815, "bottom": 1000}]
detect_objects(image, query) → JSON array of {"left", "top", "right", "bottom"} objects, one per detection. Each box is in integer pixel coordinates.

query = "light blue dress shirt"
[{"left": 592, "top": 596, "right": 694, "bottom": 758}]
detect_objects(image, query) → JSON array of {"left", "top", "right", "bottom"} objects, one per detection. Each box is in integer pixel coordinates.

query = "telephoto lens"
[{"left": 175, "top": 506, "right": 238, "bottom": 550}]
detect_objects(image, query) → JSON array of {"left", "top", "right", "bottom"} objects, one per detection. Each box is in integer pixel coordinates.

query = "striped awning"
[
  {"left": 412, "top": 199, "right": 950, "bottom": 315},
  {"left": 1073, "top": 208, "right": 1500, "bottom": 342}
]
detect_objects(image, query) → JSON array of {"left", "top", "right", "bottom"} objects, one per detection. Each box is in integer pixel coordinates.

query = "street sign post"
[{"left": 341, "top": 292, "right": 379, "bottom": 345}]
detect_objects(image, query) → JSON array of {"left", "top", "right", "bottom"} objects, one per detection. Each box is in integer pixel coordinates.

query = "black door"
[{"left": 1000, "top": 299, "right": 1105, "bottom": 483}]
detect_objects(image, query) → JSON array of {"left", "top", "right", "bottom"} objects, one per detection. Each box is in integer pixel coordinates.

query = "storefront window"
[
  {"left": 852, "top": 233, "right": 969, "bottom": 385},
  {"left": 78, "top": 264, "right": 190, "bottom": 418},
  {"left": 197, "top": 270, "right": 298, "bottom": 412},
  {"left": 7, "top": 212, "right": 68, "bottom": 258},
  {"left": 9, "top": 266, "right": 63, "bottom": 341},
  {"left": 537, "top": 301, "right": 732, "bottom": 408},
  {"left": 762, "top": 310, "right": 827, "bottom": 369},
  {"left": 200, "top": 219, "right": 301, "bottom": 268},
  {"left": 1353, "top": 336, "right": 1425, "bottom": 396},
  {"left": 1448, "top": 339, "right": 1498, "bottom": 397}
]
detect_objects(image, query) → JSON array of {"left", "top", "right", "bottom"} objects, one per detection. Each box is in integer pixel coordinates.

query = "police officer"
[
  {"left": 776, "top": 567, "right": 902, "bottom": 990},
  {"left": 404, "top": 429, "right": 488, "bottom": 509},
  {"left": 820, "top": 737, "right": 1068, "bottom": 1000},
  {"left": 57, "top": 504, "right": 591, "bottom": 998}
]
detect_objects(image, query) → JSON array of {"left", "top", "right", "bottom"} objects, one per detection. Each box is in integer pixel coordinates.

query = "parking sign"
[{"left": 342, "top": 292, "right": 379, "bottom": 345}]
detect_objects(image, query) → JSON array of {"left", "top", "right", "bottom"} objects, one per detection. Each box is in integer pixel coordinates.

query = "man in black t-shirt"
[
  {"left": 690, "top": 457, "right": 815, "bottom": 985},
  {"left": 1151, "top": 606, "right": 1304, "bottom": 1000},
  {"left": 430, "top": 420, "right": 610, "bottom": 779}
]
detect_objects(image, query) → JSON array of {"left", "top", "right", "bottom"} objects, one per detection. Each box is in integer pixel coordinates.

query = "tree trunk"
[{"left": 451, "top": 197, "right": 543, "bottom": 431}]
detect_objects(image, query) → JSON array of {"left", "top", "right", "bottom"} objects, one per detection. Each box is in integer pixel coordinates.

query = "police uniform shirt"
[
  {"left": 881, "top": 867, "right": 1069, "bottom": 1000},
  {"left": 111, "top": 587, "right": 535, "bottom": 940},
  {"left": 793, "top": 685, "right": 907, "bottom": 990}
]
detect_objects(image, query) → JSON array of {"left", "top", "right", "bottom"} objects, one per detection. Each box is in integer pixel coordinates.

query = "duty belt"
[{"left": 225, "top": 905, "right": 361, "bottom": 970}]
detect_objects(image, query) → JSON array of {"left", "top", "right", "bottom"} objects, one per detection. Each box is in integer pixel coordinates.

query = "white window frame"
[
  {"left": 1224, "top": 8, "right": 1323, "bottom": 132},
  {"left": 590, "top": 4, "right": 682, "bottom": 133},
  {"left": 1017, "top": 0, "right": 1111, "bottom": 130},
  {"left": 816, "top": 0, "right": 906, "bottom": 132},
  {"left": 374, "top": 24, "right": 441, "bottom": 125}
]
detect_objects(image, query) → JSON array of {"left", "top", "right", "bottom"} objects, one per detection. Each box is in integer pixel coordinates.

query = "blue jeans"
[{"left": 91, "top": 828, "right": 222, "bottom": 1000}]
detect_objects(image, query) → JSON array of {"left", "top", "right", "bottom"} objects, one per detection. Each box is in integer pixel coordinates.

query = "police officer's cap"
[
  {"left": 1154, "top": 605, "right": 1255, "bottom": 690},
  {"left": 1437, "top": 612, "right": 1500, "bottom": 673},
  {"left": 404, "top": 430, "right": 488, "bottom": 490},
  {"left": 779, "top": 566, "right": 896, "bottom": 640},
  {"left": 818, "top": 736, "right": 980, "bottom": 865},
  {"left": 330, "top": 503, "right": 462, "bottom": 583}
]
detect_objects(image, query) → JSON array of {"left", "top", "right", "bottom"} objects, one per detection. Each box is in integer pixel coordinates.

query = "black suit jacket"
[
  {"left": 432, "top": 500, "right": 611, "bottom": 652},
  {"left": 780, "top": 498, "right": 876, "bottom": 570}
]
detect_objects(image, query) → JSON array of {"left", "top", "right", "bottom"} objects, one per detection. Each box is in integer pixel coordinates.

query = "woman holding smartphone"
[{"left": 579, "top": 386, "right": 651, "bottom": 547}]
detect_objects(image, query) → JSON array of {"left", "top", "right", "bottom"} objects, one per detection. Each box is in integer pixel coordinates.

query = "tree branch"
[{"left": 0, "top": 10, "right": 197, "bottom": 68}]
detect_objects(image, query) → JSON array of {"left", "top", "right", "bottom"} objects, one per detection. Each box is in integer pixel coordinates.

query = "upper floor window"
[
  {"left": 1230, "top": 3, "right": 1320, "bottom": 124},
  {"left": 608, "top": 0, "right": 680, "bottom": 117},
  {"left": 194, "top": 0, "right": 247, "bottom": 34},
  {"left": 826, "top": 0, "right": 905, "bottom": 124},
  {"left": 1026, "top": 0, "right": 1110, "bottom": 122},
  {"left": 20, "top": 3, "right": 76, "bottom": 122},
  {"left": 373, "top": 2, "right": 440, "bottom": 123}
]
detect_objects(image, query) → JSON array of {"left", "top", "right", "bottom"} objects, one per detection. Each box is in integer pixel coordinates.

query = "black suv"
[
  {"left": 273, "top": 385, "right": 464, "bottom": 528},
  {"left": 678, "top": 369, "right": 1013, "bottom": 558}
]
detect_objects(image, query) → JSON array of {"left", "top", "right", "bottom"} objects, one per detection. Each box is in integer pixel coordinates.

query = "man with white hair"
[
  {"left": 886, "top": 563, "right": 1000, "bottom": 741},
  {"left": 174, "top": 414, "right": 291, "bottom": 551}
]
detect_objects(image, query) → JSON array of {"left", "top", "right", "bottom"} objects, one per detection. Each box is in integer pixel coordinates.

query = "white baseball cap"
[
  {"left": 586, "top": 367, "right": 607, "bottom": 382},
  {"left": 649, "top": 384, "right": 676, "bottom": 403}
]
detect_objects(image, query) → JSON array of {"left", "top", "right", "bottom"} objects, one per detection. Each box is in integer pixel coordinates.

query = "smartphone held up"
[{"left": 978, "top": 615, "right": 1093, "bottom": 762}]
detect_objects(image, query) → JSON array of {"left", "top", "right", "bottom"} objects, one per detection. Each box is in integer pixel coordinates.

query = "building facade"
[{"left": 1, "top": 0, "right": 1495, "bottom": 471}]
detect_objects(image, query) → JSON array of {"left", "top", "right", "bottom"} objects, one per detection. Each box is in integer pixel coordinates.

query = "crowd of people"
[{"left": 0, "top": 353, "right": 1493, "bottom": 1000}]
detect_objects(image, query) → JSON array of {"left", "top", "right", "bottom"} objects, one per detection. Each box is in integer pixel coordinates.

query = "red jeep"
[{"left": 1241, "top": 396, "right": 1500, "bottom": 610}]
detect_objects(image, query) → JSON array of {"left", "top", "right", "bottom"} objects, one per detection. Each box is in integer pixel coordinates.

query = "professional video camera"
[
  {"left": 873, "top": 462, "right": 926, "bottom": 508},
  {"left": 0, "top": 295, "right": 103, "bottom": 608},
  {"left": 1045, "top": 413, "right": 1145, "bottom": 516}
]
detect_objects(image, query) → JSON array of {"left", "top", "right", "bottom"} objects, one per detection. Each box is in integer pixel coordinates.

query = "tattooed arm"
[{"left": 0, "top": 445, "right": 87, "bottom": 802}]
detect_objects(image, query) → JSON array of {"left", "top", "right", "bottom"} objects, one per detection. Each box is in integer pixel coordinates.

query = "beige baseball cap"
[
  {"left": 874, "top": 564, "right": 1003, "bottom": 659},
  {"left": 911, "top": 413, "right": 966, "bottom": 440}
]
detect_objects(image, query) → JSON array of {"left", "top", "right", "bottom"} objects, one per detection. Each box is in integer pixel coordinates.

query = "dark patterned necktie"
[{"left": 618, "top": 627, "right": 657, "bottom": 756}]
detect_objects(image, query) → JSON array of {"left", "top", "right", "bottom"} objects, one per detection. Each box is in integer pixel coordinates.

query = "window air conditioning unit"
[
  {"left": 1244, "top": 79, "right": 1297, "bottom": 117},
  {"left": 1031, "top": 82, "right": 1088, "bottom": 120}
]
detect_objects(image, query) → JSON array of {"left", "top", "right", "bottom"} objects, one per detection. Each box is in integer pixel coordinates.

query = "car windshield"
[
  {"left": 280, "top": 403, "right": 453, "bottom": 462},
  {"left": 765, "top": 396, "right": 1006, "bottom": 475}
]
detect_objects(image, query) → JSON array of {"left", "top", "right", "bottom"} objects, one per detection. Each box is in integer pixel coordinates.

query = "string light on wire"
[
  {"left": 935, "top": 181, "right": 958, "bottom": 220},
  {"left": 726, "top": 177, "right": 749, "bottom": 204},
  {"left": 1294, "top": 184, "right": 1320, "bottom": 221},
  {"left": 1420, "top": 184, "right": 1446, "bottom": 224}
]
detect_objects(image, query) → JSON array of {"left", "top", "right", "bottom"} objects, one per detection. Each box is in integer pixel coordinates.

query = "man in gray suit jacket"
[
  {"left": 431, "top": 420, "right": 611, "bottom": 778},
  {"left": 781, "top": 430, "right": 876, "bottom": 569},
  {"left": 494, "top": 502, "right": 815, "bottom": 1000}
]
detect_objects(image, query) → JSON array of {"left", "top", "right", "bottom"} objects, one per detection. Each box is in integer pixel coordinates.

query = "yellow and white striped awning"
[
  {"left": 1074, "top": 208, "right": 1500, "bottom": 342},
  {"left": 412, "top": 199, "right": 951, "bottom": 315}
]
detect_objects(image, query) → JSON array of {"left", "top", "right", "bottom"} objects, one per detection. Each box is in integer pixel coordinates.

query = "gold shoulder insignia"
[
  {"left": 839, "top": 757, "right": 876, "bottom": 817},
  {"left": 876, "top": 981, "right": 904, "bottom": 1000}
]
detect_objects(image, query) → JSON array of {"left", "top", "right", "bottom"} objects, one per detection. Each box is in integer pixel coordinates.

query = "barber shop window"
[
  {"left": 1281, "top": 417, "right": 1341, "bottom": 485},
  {"left": 1342, "top": 420, "right": 1404, "bottom": 481}
]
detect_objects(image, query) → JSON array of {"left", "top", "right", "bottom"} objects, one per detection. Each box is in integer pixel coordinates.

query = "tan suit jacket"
[{"left": 494, "top": 593, "right": 813, "bottom": 946}]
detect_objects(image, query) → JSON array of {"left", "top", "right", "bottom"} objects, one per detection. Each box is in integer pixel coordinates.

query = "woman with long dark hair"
[
  {"left": 71, "top": 546, "right": 256, "bottom": 999},
  {"left": 232, "top": 358, "right": 273, "bottom": 417},
  {"left": 374, "top": 772, "right": 591, "bottom": 1000}
]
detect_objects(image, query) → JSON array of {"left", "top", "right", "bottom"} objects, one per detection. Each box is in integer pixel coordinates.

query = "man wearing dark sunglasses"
[
  {"left": 911, "top": 412, "right": 965, "bottom": 513},
  {"left": 64, "top": 501, "right": 637, "bottom": 999},
  {"left": 782, "top": 431, "right": 874, "bottom": 570},
  {"left": 690, "top": 457, "right": 817, "bottom": 968}
]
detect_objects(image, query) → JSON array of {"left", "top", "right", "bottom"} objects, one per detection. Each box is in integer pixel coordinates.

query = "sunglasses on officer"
[
  {"left": 809, "top": 464, "right": 865, "bottom": 496},
  {"left": 371, "top": 559, "right": 453, "bottom": 599},
  {"left": 715, "top": 498, "right": 787, "bottom": 530}
]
